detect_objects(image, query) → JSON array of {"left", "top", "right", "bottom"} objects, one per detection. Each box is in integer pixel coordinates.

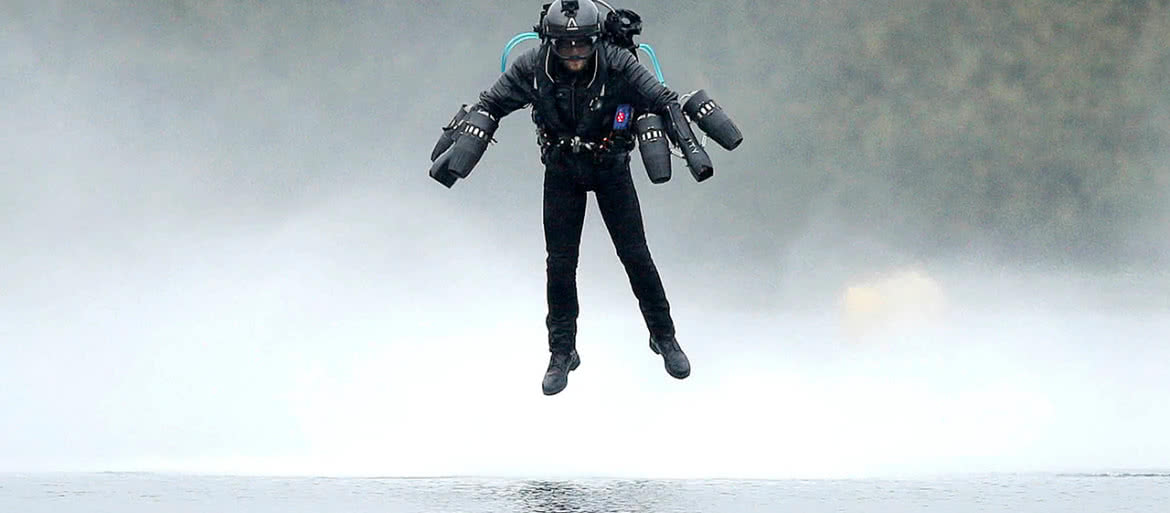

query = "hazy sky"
[{"left": 2, "top": 1, "right": 1168, "bottom": 478}]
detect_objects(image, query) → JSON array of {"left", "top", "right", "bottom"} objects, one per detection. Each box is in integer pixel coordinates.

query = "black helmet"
[{"left": 541, "top": 0, "right": 602, "bottom": 60}]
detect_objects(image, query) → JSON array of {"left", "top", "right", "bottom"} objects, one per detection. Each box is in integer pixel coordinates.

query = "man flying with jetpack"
[{"left": 428, "top": 0, "right": 743, "bottom": 395}]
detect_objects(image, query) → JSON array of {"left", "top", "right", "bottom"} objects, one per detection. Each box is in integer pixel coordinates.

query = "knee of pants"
[
  {"left": 546, "top": 249, "right": 580, "bottom": 270},
  {"left": 615, "top": 243, "right": 652, "bottom": 265}
]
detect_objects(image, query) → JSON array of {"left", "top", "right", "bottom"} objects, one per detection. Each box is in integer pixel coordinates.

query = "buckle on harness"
[
  {"left": 539, "top": 130, "right": 609, "bottom": 156},
  {"left": 558, "top": 135, "right": 594, "bottom": 154}
]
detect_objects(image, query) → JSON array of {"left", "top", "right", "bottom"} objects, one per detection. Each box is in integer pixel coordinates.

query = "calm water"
[{"left": 1, "top": 472, "right": 1167, "bottom": 512}]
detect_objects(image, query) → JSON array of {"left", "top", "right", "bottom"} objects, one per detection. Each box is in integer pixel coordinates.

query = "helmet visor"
[{"left": 552, "top": 36, "right": 597, "bottom": 60}]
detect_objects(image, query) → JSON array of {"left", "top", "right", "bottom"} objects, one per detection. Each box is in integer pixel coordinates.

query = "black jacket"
[{"left": 474, "top": 41, "right": 679, "bottom": 152}]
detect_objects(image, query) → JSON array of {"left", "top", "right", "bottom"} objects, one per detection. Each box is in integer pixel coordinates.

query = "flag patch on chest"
[{"left": 613, "top": 104, "right": 632, "bottom": 130}]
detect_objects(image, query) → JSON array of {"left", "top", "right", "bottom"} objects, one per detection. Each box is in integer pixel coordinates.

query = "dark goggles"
[{"left": 551, "top": 36, "right": 597, "bottom": 60}]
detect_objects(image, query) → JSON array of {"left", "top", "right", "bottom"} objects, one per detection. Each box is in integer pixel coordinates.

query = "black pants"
[{"left": 542, "top": 151, "right": 675, "bottom": 353}]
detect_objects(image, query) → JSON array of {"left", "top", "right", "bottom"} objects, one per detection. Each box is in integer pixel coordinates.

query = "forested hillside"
[{"left": 658, "top": 0, "right": 1170, "bottom": 267}]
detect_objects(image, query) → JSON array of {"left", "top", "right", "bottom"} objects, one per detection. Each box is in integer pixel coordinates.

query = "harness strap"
[{"left": 539, "top": 130, "right": 634, "bottom": 156}]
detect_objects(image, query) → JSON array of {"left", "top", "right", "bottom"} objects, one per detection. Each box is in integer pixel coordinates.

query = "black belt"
[{"left": 539, "top": 131, "right": 633, "bottom": 155}]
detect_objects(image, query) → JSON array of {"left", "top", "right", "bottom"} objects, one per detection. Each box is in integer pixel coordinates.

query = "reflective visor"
[{"left": 552, "top": 36, "right": 596, "bottom": 60}]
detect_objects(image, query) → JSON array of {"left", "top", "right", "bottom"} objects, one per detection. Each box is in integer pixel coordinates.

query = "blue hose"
[
  {"left": 501, "top": 32, "right": 540, "bottom": 72},
  {"left": 500, "top": 33, "right": 666, "bottom": 85},
  {"left": 637, "top": 43, "right": 665, "bottom": 85}
]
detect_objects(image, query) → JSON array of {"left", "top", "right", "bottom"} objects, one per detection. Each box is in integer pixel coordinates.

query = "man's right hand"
[{"left": 426, "top": 107, "right": 499, "bottom": 188}]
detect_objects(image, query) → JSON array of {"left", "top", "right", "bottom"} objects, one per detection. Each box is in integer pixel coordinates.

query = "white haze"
[{"left": 2, "top": 1, "right": 1168, "bottom": 480}]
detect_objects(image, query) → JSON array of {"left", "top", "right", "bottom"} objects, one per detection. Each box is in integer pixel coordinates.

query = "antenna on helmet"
[{"left": 593, "top": 0, "right": 616, "bottom": 12}]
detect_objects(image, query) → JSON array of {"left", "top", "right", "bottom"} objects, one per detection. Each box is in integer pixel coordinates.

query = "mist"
[{"left": 2, "top": 0, "right": 1168, "bottom": 479}]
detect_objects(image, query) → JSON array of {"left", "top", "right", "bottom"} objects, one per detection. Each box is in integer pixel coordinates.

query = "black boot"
[
  {"left": 649, "top": 335, "right": 690, "bottom": 379},
  {"left": 542, "top": 350, "right": 580, "bottom": 395}
]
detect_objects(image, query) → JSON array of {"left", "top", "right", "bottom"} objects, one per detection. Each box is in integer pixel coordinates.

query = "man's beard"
[
  {"left": 563, "top": 60, "right": 587, "bottom": 72},
  {"left": 559, "top": 54, "right": 592, "bottom": 75}
]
